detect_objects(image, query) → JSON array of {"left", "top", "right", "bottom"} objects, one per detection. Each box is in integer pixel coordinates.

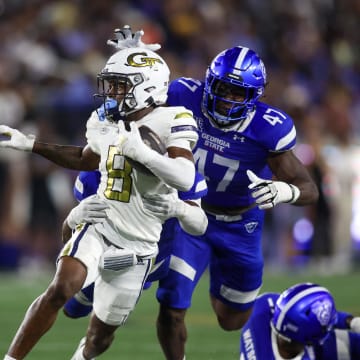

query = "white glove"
[
  {"left": 247, "top": 170, "right": 300, "bottom": 210},
  {"left": 107, "top": 25, "right": 161, "bottom": 51},
  {"left": 143, "top": 193, "right": 186, "bottom": 222},
  {"left": 117, "top": 121, "right": 152, "bottom": 163},
  {"left": 0, "top": 125, "right": 35, "bottom": 151},
  {"left": 66, "top": 195, "right": 109, "bottom": 229},
  {"left": 350, "top": 317, "right": 360, "bottom": 333}
]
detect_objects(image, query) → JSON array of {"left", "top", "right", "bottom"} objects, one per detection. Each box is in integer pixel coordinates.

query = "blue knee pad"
[{"left": 63, "top": 283, "right": 94, "bottom": 318}]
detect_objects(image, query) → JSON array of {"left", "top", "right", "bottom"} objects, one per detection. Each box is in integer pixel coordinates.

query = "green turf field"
[{"left": 1, "top": 270, "right": 359, "bottom": 359}]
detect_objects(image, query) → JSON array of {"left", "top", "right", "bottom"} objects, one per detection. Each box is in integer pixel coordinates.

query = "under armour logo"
[
  {"left": 245, "top": 222, "right": 258, "bottom": 233},
  {"left": 233, "top": 135, "right": 245, "bottom": 142}
]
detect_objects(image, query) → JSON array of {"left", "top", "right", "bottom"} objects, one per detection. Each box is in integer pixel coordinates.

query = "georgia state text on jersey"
[
  {"left": 240, "top": 293, "right": 360, "bottom": 360},
  {"left": 167, "top": 77, "right": 296, "bottom": 209},
  {"left": 85, "top": 106, "right": 198, "bottom": 255}
]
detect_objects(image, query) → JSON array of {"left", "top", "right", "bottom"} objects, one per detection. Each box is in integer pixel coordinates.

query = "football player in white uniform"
[{"left": 0, "top": 44, "right": 199, "bottom": 360}]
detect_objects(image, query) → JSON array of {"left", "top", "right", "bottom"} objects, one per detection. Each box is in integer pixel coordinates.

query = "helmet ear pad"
[{"left": 272, "top": 283, "right": 338, "bottom": 345}]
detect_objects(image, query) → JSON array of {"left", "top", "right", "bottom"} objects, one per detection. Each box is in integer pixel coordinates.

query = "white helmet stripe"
[
  {"left": 233, "top": 47, "right": 250, "bottom": 75},
  {"left": 275, "top": 286, "right": 330, "bottom": 330}
]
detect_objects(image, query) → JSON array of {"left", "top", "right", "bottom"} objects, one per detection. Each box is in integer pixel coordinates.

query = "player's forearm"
[
  {"left": 143, "top": 153, "right": 195, "bottom": 191},
  {"left": 268, "top": 151, "right": 319, "bottom": 206},
  {"left": 291, "top": 180, "right": 319, "bottom": 206},
  {"left": 32, "top": 142, "right": 94, "bottom": 170}
]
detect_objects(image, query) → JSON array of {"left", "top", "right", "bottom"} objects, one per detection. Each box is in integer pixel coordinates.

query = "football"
[{"left": 125, "top": 125, "right": 167, "bottom": 176}]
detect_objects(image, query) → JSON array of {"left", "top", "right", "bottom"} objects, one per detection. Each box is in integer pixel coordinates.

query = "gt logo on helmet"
[{"left": 126, "top": 52, "right": 163, "bottom": 68}]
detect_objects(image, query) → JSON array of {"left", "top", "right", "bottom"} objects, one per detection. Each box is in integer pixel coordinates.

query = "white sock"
[
  {"left": 74, "top": 352, "right": 86, "bottom": 360},
  {"left": 4, "top": 355, "right": 17, "bottom": 360},
  {"left": 71, "top": 348, "right": 86, "bottom": 360},
  {"left": 70, "top": 338, "right": 88, "bottom": 360}
]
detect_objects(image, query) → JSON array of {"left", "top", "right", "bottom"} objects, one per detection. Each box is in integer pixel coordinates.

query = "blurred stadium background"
[{"left": 0, "top": 0, "right": 360, "bottom": 358}]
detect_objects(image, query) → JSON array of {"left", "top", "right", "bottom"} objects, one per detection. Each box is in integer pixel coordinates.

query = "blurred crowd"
[{"left": 0, "top": 0, "right": 359, "bottom": 275}]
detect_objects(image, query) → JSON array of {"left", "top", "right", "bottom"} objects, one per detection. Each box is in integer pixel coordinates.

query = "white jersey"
[{"left": 85, "top": 106, "right": 198, "bottom": 256}]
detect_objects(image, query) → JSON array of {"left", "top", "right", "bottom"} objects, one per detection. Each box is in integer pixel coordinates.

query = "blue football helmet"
[
  {"left": 271, "top": 283, "right": 337, "bottom": 345},
  {"left": 202, "top": 46, "right": 266, "bottom": 127}
]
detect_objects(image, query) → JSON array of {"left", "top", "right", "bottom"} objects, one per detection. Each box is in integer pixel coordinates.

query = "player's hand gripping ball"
[{"left": 118, "top": 122, "right": 167, "bottom": 176}]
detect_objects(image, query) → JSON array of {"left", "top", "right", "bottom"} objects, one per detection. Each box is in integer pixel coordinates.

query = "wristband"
[{"left": 288, "top": 184, "right": 300, "bottom": 203}]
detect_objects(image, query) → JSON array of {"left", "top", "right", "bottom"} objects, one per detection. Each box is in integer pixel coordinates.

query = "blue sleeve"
[
  {"left": 167, "top": 79, "right": 184, "bottom": 106},
  {"left": 336, "top": 311, "right": 352, "bottom": 329},
  {"left": 73, "top": 171, "right": 101, "bottom": 201},
  {"left": 178, "top": 172, "right": 208, "bottom": 201},
  {"left": 252, "top": 102, "right": 296, "bottom": 152},
  {"left": 167, "top": 78, "right": 204, "bottom": 119}
]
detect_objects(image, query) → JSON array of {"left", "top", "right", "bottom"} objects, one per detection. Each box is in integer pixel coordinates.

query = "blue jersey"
[
  {"left": 167, "top": 77, "right": 296, "bottom": 208},
  {"left": 240, "top": 293, "right": 360, "bottom": 360}
]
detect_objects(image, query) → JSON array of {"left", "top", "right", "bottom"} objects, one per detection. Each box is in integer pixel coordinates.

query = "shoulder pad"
[{"left": 169, "top": 106, "right": 198, "bottom": 147}]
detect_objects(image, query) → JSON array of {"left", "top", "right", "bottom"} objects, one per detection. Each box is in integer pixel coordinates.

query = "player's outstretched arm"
[
  {"left": 0, "top": 125, "right": 35, "bottom": 151},
  {"left": 32, "top": 142, "right": 99, "bottom": 170},
  {"left": 143, "top": 193, "right": 208, "bottom": 236},
  {"left": 0, "top": 124, "right": 100, "bottom": 170}
]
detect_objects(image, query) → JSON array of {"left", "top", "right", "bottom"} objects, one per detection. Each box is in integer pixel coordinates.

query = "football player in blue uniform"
[
  {"left": 158, "top": 44, "right": 319, "bottom": 360},
  {"left": 105, "top": 28, "right": 319, "bottom": 360},
  {"left": 62, "top": 168, "right": 208, "bottom": 319},
  {"left": 240, "top": 283, "right": 360, "bottom": 359}
]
